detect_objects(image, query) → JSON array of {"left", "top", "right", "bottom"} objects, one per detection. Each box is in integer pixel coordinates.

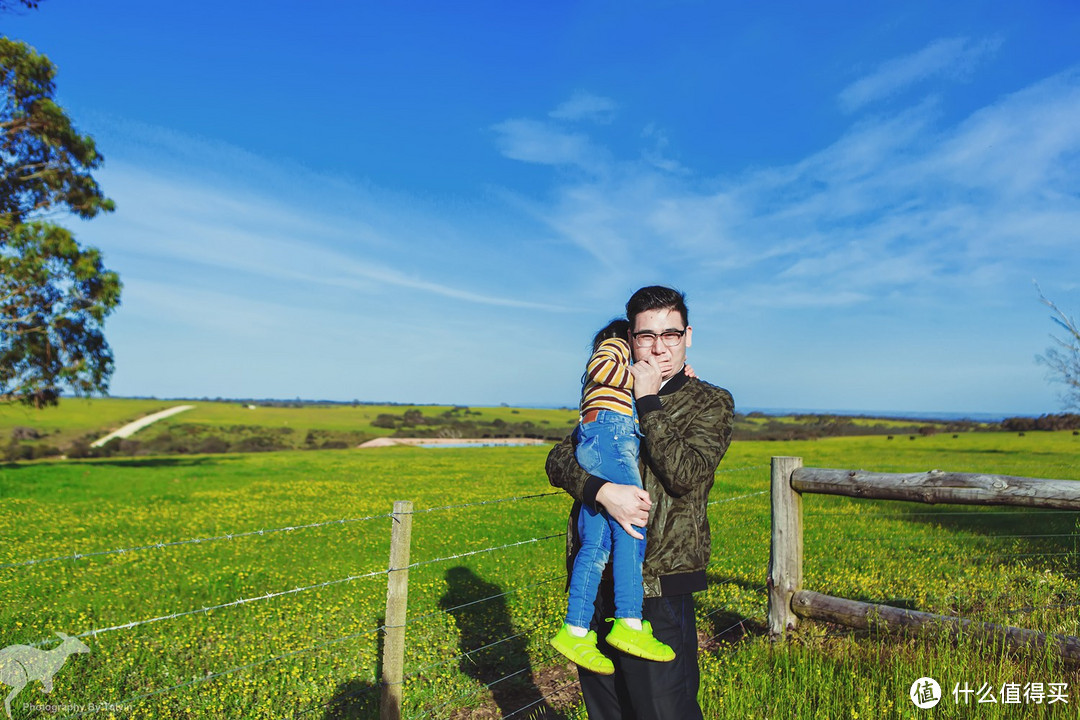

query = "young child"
[{"left": 550, "top": 319, "right": 675, "bottom": 675}]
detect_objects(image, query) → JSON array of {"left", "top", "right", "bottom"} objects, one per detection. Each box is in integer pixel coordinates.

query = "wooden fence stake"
[
  {"left": 381, "top": 500, "right": 413, "bottom": 720},
  {"left": 768, "top": 456, "right": 803, "bottom": 637}
]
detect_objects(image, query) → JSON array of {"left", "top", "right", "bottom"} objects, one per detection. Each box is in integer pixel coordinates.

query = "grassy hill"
[
  {"left": 4, "top": 396, "right": 1065, "bottom": 463},
  {"left": 0, "top": 398, "right": 581, "bottom": 460}
]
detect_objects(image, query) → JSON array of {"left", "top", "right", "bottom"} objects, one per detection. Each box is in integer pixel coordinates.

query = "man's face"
[{"left": 629, "top": 307, "right": 692, "bottom": 380}]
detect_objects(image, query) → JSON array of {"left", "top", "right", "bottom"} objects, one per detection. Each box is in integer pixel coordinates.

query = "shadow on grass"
[
  {"left": 320, "top": 679, "right": 382, "bottom": 719},
  {"left": 321, "top": 615, "right": 384, "bottom": 719},
  {"left": 76, "top": 456, "right": 225, "bottom": 468},
  {"left": 700, "top": 608, "right": 766, "bottom": 649},
  {"left": 438, "top": 566, "right": 567, "bottom": 720},
  {"left": 0, "top": 456, "right": 230, "bottom": 470}
]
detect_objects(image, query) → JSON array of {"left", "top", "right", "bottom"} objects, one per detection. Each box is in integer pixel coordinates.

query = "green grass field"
[{"left": 1, "top": 430, "right": 1079, "bottom": 718}]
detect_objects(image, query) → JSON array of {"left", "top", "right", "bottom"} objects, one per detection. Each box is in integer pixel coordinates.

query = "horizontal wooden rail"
[
  {"left": 792, "top": 590, "right": 1080, "bottom": 664},
  {"left": 791, "top": 468, "right": 1080, "bottom": 510}
]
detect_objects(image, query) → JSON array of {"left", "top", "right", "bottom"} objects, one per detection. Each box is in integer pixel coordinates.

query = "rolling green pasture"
[
  {"left": 1, "top": 431, "right": 1079, "bottom": 718},
  {"left": 149, "top": 401, "right": 577, "bottom": 436},
  {"left": 0, "top": 398, "right": 174, "bottom": 447},
  {"left": 0, "top": 398, "right": 580, "bottom": 456}
]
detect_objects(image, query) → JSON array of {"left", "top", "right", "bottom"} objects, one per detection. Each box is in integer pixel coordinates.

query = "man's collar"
[{"left": 659, "top": 366, "right": 690, "bottom": 395}]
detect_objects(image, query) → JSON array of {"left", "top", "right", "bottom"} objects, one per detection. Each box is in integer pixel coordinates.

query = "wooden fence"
[{"left": 767, "top": 456, "right": 1080, "bottom": 663}]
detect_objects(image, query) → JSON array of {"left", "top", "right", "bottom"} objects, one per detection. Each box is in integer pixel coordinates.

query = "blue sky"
[{"left": 7, "top": 1, "right": 1080, "bottom": 415}]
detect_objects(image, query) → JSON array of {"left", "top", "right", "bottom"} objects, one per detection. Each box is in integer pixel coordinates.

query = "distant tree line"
[
  {"left": 1000, "top": 414, "right": 1080, "bottom": 432},
  {"left": 373, "top": 406, "right": 571, "bottom": 441}
]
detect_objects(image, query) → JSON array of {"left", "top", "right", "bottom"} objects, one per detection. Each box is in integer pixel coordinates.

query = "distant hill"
[{"left": 3, "top": 397, "right": 1074, "bottom": 462}]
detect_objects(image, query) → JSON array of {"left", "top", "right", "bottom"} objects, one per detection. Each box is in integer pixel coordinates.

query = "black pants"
[{"left": 579, "top": 586, "right": 703, "bottom": 720}]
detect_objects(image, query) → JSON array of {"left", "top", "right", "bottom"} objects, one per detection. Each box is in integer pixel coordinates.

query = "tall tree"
[
  {"left": 1, "top": 36, "right": 120, "bottom": 407},
  {"left": 1036, "top": 291, "right": 1080, "bottom": 411},
  {"left": 1, "top": 37, "right": 113, "bottom": 234}
]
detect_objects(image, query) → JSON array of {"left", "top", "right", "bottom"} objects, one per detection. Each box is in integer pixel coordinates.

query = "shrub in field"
[
  {"left": 10, "top": 425, "right": 40, "bottom": 440},
  {"left": 234, "top": 435, "right": 288, "bottom": 453},
  {"left": 3, "top": 440, "right": 32, "bottom": 461},
  {"left": 372, "top": 413, "right": 399, "bottom": 429},
  {"left": 30, "top": 443, "right": 60, "bottom": 459},
  {"left": 65, "top": 437, "right": 92, "bottom": 459},
  {"left": 195, "top": 436, "right": 230, "bottom": 454}
]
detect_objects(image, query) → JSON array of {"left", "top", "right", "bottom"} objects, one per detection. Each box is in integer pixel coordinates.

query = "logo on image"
[{"left": 910, "top": 677, "right": 942, "bottom": 709}]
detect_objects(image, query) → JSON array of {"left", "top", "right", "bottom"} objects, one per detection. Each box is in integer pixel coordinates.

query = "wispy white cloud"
[
  {"left": 490, "top": 118, "right": 606, "bottom": 171},
  {"left": 494, "top": 67, "right": 1080, "bottom": 314},
  {"left": 839, "top": 37, "right": 1002, "bottom": 113},
  {"left": 549, "top": 91, "right": 618, "bottom": 124},
  {"left": 91, "top": 152, "right": 571, "bottom": 313}
]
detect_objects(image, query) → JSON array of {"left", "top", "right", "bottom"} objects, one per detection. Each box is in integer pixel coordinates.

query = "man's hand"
[
  {"left": 629, "top": 356, "right": 664, "bottom": 398},
  {"left": 596, "top": 483, "right": 652, "bottom": 540}
]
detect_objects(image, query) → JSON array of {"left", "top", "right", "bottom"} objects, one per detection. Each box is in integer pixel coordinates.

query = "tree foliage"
[
  {"left": 1036, "top": 291, "right": 1080, "bottom": 411},
  {"left": 1, "top": 36, "right": 120, "bottom": 407},
  {"left": 1, "top": 222, "right": 120, "bottom": 406},
  {"left": 0, "top": 1, "right": 42, "bottom": 12},
  {"left": 1, "top": 37, "right": 113, "bottom": 234}
]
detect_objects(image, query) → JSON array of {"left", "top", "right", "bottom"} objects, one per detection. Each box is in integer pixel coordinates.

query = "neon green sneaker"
[
  {"left": 605, "top": 619, "right": 675, "bottom": 662},
  {"left": 550, "top": 625, "right": 614, "bottom": 675}
]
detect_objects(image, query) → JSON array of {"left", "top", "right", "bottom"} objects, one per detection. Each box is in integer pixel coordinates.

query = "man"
[{"left": 546, "top": 285, "right": 734, "bottom": 719}]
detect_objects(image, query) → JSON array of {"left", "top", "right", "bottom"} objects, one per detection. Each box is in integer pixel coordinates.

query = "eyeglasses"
[{"left": 631, "top": 330, "right": 686, "bottom": 348}]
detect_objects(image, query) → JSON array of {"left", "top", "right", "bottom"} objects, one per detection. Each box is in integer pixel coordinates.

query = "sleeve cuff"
[
  {"left": 583, "top": 475, "right": 608, "bottom": 511},
  {"left": 635, "top": 394, "right": 662, "bottom": 416}
]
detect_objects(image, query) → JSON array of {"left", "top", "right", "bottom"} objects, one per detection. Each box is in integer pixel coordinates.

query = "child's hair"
[{"left": 591, "top": 318, "right": 631, "bottom": 353}]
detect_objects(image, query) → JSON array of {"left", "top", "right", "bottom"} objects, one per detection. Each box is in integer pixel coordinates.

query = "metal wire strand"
[
  {"left": 409, "top": 491, "right": 563, "bottom": 515},
  {"left": 708, "top": 490, "right": 768, "bottom": 506},
  {"left": 500, "top": 677, "right": 581, "bottom": 719},
  {"left": 417, "top": 649, "right": 565, "bottom": 720},
  {"left": 405, "top": 615, "right": 562, "bottom": 680},
  {"left": 62, "top": 625, "right": 385, "bottom": 719},
  {"left": 405, "top": 574, "right": 564, "bottom": 633},
  {"left": 405, "top": 534, "right": 563, "bottom": 571},
  {"left": 70, "top": 567, "right": 388, "bottom": 642},
  {"left": 0, "top": 512, "right": 393, "bottom": 571}
]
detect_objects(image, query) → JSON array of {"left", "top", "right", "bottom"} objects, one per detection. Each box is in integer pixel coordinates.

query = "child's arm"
[{"left": 585, "top": 337, "right": 633, "bottom": 389}]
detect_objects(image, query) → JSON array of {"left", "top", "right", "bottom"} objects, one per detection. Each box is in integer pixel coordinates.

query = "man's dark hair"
[{"left": 626, "top": 286, "right": 688, "bottom": 328}]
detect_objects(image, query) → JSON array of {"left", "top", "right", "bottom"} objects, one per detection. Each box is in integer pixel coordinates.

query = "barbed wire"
[
  {"left": 405, "top": 534, "right": 563, "bottom": 571},
  {"left": 708, "top": 490, "right": 767, "bottom": 506},
  {"left": 63, "top": 625, "right": 385, "bottom": 719},
  {"left": 293, "top": 678, "right": 382, "bottom": 719},
  {"left": 405, "top": 573, "right": 564, "bottom": 632},
  {"left": 840, "top": 532, "right": 1080, "bottom": 543},
  {"left": 4, "top": 490, "right": 569, "bottom": 573},
  {"left": 1001, "top": 600, "right": 1080, "bottom": 617},
  {"left": 417, "top": 648, "right": 566, "bottom": 720},
  {"left": 0, "top": 513, "right": 393, "bottom": 571},
  {"left": 805, "top": 508, "right": 1080, "bottom": 517},
  {"left": 65, "top": 567, "right": 388, "bottom": 643},
  {"left": 408, "top": 491, "right": 563, "bottom": 515},
  {"left": 18, "top": 456, "right": 1077, "bottom": 720},
  {"left": 26, "top": 531, "right": 562, "bottom": 648},
  {"left": 501, "top": 677, "right": 581, "bottom": 719},
  {"left": 405, "top": 616, "right": 561, "bottom": 686}
]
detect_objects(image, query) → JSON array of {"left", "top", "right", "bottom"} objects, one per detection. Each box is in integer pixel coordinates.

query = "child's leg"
[
  {"left": 565, "top": 503, "right": 612, "bottom": 629},
  {"left": 605, "top": 431, "right": 646, "bottom": 620}
]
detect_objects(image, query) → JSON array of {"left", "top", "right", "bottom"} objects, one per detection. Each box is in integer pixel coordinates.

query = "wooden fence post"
[
  {"left": 381, "top": 500, "right": 413, "bottom": 720},
  {"left": 768, "top": 456, "right": 803, "bottom": 637}
]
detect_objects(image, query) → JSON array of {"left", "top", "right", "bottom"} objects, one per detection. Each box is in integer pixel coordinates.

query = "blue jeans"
[{"left": 565, "top": 410, "right": 646, "bottom": 629}]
